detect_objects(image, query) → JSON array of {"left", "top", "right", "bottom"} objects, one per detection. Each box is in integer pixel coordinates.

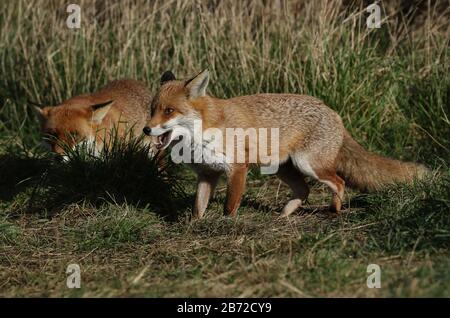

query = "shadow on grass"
[
  {"left": 348, "top": 170, "right": 450, "bottom": 252},
  {"left": 0, "top": 153, "right": 49, "bottom": 201},
  {"left": 0, "top": 140, "right": 190, "bottom": 221},
  {"left": 239, "top": 195, "right": 339, "bottom": 217}
]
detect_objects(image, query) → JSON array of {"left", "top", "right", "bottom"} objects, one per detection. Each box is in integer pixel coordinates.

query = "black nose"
[{"left": 143, "top": 126, "right": 152, "bottom": 136}]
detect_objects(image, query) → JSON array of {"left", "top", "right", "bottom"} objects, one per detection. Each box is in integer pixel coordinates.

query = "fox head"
[
  {"left": 143, "top": 69, "right": 210, "bottom": 150},
  {"left": 32, "top": 100, "right": 114, "bottom": 158}
]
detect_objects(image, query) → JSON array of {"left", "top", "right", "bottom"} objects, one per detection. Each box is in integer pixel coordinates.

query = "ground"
[{"left": 1, "top": 160, "right": 449, "bottom": 297}]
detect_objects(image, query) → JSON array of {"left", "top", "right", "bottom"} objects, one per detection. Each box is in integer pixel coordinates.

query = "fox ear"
[
  {"left": 29, "top": 102, "right": 47, "bottom": 124},
  {"left": 91, "top": 100, "right": 114, "bottom": 123},
  {"left": 184, "top": 69, "right": 209, "bottom": 99},
  {"left": 160, "top": 71, "right": 176, "bottom": 85}
]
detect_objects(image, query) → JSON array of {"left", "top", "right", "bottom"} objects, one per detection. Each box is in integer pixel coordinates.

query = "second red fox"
[{"left": 32, "top": 79, "right": 152, "bottom": 159}]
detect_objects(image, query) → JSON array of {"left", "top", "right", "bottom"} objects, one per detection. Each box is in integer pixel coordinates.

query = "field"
[{"left": 0, "top": 0, "right": 449, "bottom": 297}]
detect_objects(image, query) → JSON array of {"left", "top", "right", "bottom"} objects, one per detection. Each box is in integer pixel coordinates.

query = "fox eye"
[{"left": 164, "top": 107, "right": 174, "bottom": 115}]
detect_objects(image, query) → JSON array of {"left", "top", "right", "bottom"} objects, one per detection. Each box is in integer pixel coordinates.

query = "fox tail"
[{"left": 336, "top": 131, "right": 429, "bottom": 191}]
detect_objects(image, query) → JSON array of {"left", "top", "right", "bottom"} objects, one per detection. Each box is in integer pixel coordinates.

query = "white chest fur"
[{"left": 192, "top": 137, "right": 230, "bottom": 172}]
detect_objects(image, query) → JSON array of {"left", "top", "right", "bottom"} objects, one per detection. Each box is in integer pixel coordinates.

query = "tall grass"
[{"left": 0, "top": 0, "right": 448, "bottom": 164}]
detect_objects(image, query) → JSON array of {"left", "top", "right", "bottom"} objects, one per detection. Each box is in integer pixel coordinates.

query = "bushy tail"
[{"left": 336, "top": 131, "right": 429, "bottom": 192}]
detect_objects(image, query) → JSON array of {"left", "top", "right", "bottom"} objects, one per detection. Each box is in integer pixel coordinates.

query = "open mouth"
[
  {"left": 155, "top": 130, "right": 173, "bottom": 149},
  {"left": 155, "top": 129, "right": 184, "bottom": 150}
]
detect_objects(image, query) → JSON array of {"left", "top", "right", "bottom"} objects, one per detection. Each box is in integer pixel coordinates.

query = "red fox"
[
  {"left": 143, "top": 70, "right": 429, "bottom": 218},
  {"left": 32, "top": 79, "right": 152, "bottom": 159}
]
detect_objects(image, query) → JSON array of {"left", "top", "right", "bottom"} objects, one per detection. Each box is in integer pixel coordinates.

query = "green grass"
[
  {"left": 1, "top": 174, "right": 449, "bottom": 297},
  {"left": 0, "top": 0, "right": 449, "bottom": 297}
]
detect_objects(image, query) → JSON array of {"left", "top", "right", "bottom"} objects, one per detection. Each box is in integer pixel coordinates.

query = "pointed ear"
[
  {"left": 184, "top": 69, "right": 209, "bottom": 99},
  {"left": 29, "top": 103, "right": 47, "bottom": 124},
  {"left": 160, "top": 70, "right": 176, "bottom": 85},
  {"left": 91, "top": 100, "right": 114, "bottom": 123}
]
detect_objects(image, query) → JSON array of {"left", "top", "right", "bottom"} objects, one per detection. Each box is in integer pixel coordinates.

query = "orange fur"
[{"left": 33, "top": 79, "right": 151, "bottom": 156}]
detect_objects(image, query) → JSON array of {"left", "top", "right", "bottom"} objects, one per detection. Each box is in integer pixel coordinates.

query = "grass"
[{"left": 0, "top": 0, "right": 449, "bottom": 297}]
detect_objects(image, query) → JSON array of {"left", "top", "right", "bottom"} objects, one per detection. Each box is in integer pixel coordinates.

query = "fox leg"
[
  {"left": 290, "top": 153, "right": 345, "bottom": 213},
  {"left": 315, "top": 170, "right": 345, "bottom": 213},
  {"left": 224, "top": 164, "right": 248, "bottom": 217},
  {"left": 193, "top": 171, "right": 221, "bottom": 219},
  {"left": 276, "top": 161, "right": 310, "bottom": 217}
]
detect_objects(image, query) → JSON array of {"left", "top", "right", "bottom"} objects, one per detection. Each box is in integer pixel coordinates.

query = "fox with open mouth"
[{"left": 143, "top": 69, "right": 429, "bottom": 219}]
